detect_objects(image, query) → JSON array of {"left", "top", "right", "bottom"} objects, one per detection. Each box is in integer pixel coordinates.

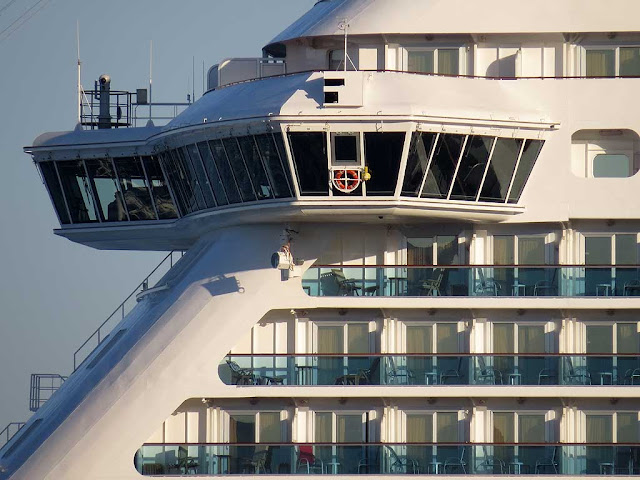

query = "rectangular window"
[
  {"left": 586, "top": 49, "right": 615, "bottom": 77},
  {"left": 40, "top": 162, "right": 71, "bottom": 224},
  {"left": 167, "top": 149, "right": 197, "bottom": 213},
  {"left": 196, "top": 142, "right": 229, "bottom": 206},
  {"left": 593, "top": 154, "right": 631, "bottom": 178},
  {"left": 208, "top": 140, "right": 243, "bottom": 204},
  {"left": 438, "top": 49, "right": 460, "bottom": 75},
  {"left": 185, "top": 144, "right": 217, "bottom": 208},
  {"left": 178, "top": 147, "right": 208, "bottom": 211},
  {"left": 422, "top": 134, "right": 465, "bottom": 199},
  {"left": 364, "top": 132, "right": 405, "bottom": 196},
  {"left": 494, "top": 236, "right": 515, "bottom": 265},
  {"left": 331, "top": 133, "right": 360, "bottom": 165},
  {"left": 437, "top": 323, "right": 458, "bottom": 354},
  {"left": 586, "top": 237, "right": 611, "bottom": 265},
  {"left": 620, "top": 47, "right": 640, "bottom": 76},
  {"left": 222, "top": 138, "right": 257, "bottom": 203},
  {"left": 113, "top": 157, "right": 157, "bottom": 221},
  {"left": 254, "top": 134, "right": 293, "bottom": 199},
  {"left": 518, "top": 237, "right": 545, "bottom": 265},
  {"left": 408, "top": 50, "right": 434, "bottom": 73},
  {"left": 57, "top": 160, "right": 99, "bottom": 223},
  {"left": 143, "top": 156, "right": 178, "bottom": 219},
  {"left": 402, "top": 132, "right": 437, "bottom": 197},
  {"left": 407, "top": 237, "right": 434, "bottom": 265},
  {"left": 237, "top": 136, "right": 274, "bottom": 200},
  {"left": 288, "top": 132, "right": 329, "bottom": 196},
  {"left": 259, "top": 412, "right": 281, "bottom": 443},
  {"left": 480, "top": 138, "right": 522, "bottom": 202},
  {"left": 84, "top": 159, "right": 123, "bottom": 222},
  {"left": 450, "top": 136, "right": 493, "bottom": 201}
]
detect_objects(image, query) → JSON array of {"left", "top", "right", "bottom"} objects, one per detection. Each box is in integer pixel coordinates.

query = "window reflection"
[
  {"left": 237, "top": 136, "right": 273, "bottom": 199},
  {"left": 113, "top": 157, "right": 156, "bottom": 221},
  {"left": 85, "top": 159, "right": 125, "bottom": 222},
  {"left": 402, "top": 132, "right": 437, "bottom": 197},
  {"left": 162, "top": 150, "right": 193, "bottom": 214},
  {"left": 185, "top": 144, "right": 216, "bottom": 209},
  {"left": 177, "top": 147, "right": 208, "bottom": 211},
  {"left": 508, "top": 140, "right": 543, "bottom": 203},
  {"left": 57, "top": 160, "right": 99, "bottom": 223},
  {"left": 364, "top": 132, "right": 405, "bottom": 196},
  {"left": 450, "top": 136, "right": 493, "bottom": 201},
  {"left": 422, "top": 134, "right": 465, "bottom": 199},
  {"left": 255, "top": 134, "right": 293, "bottom": 199},
  {"left": 221, "top": 138, "right": 257, "bottom": 202},
  {"left": 196, "top": 142, "right": 229, "bottom": 206},
  {"left": 39, "top": 162, "right": 70, "bottom": 225},
  {"left": 288, "top": 132, "right": 329, "bottom": 196},
  {"left": 480, "top": 138, "right": 522, "bottom": 202},
  {"left": 142, "top": 156, "right": 178, "bottom": 219},
  {"left": 208, "top": 140, "right": 242, "bottom": 204}
]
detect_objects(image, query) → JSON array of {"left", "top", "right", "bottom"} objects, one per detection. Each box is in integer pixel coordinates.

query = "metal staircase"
[{"left": 73, "top": 251, "right": 183, "bottom": 370}]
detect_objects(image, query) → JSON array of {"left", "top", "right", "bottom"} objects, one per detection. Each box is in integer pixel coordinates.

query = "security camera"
[
  {"left": 99, "top": 74, "right": 111, "bottom": 85},
  {"left": 271, "top": 251, "right": 292, "bottom": 270}
]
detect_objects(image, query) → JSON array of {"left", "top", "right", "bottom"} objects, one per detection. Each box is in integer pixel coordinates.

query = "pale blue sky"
[{"left": 0, "top": 0, "right": 315, "bottom": 432}]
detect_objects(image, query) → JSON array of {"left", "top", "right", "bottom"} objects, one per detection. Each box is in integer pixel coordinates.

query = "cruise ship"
[{"left": 2, "top": 0, "right": 640, "bottom": 478}]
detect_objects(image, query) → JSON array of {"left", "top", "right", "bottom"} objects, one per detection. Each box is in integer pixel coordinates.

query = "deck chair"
[
  {"left": 226, "top": 359, "right": 255, "bottom": 385},
  {"left": 476, "top": 356, "right": 502, "bottom": 384},
  {"left": 297, "top": 445, "right": 323, "bottom": 474},
  {"left": 422, "top": 268, "right": 444, "bottom": 296},
  {"left": 332, "top": 269, "right": 360, "bottom": 296},
  {"left": 444, "top": 446, "right": 467, "bottom": 474},
  {"left": 563, "top": 357, "right": 591, "bottom": 385},
  {"left": 535, "top": 446, "right": 559, "bottom": 474},
  {"left": 440, "top": 356, "right": 465, "bottom": 384},
  {"left": 386, "top": 357, "right": 415, "bottom": 385},
  {"left": 385, "top": 445, "right": 419, "bottom": 474},
  {"left": 357, "top": 357, "right": 381, "bottom": 385},
  {"left": 474, "top": 268, "right": 501, "bottom": 296}
]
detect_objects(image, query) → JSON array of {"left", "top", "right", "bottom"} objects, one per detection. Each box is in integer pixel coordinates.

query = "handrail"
[
  {"left": 72, "top": 251, "right": 183, "bottom": 371},
  {"left": 0, "top": 423, "right": 25, "bottom": 449},
  {"left": 225, "top": 353, "right": 640, "bottom": 358},
  {"left": 309, "top": 264, "right": 640, "bottom": 268},
  {"left": 29, "top": 374, "right": 68, "bottom": 412}
]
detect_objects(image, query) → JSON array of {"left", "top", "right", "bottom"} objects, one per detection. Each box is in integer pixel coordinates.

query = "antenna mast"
[
  {"left": 149, "top": 40, "right": 153, "bottom": 120},
  {"left": 76, "top": 20, "right": 81, "bottom": 124},
  {"left": 338, "top": 18, "right": 356, "bottom": 71}
]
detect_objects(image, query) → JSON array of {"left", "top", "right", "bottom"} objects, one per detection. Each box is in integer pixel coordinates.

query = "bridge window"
[
  {"left": 142, "top": 156, "right": 178, "bottom": 219},
  {"left": 479, "top": 138, "right": 522, "bottom": 202},
  {"left": 288, "top": 132, "right": 329, "bottom": 196},
  {"left": 450, "top": 136, "right": 494, "bottom": 201},
  {"left": 237, "top": 136, "right": 274, "bottom": 200},
  {"left": 85, "top": 159, "right": 124, "bottom": 222},
  {"left": 113, "top": 157, "right": 157, "bottom": 220},
  {"left": 364, "top": 132, "right": 405, "bottom": 196},
  {"left": 39, "top": 162, "right": 70, "bottom": 225},
  {"left": 222, "top": 138, "right": 257, "bottom": 203},
  {"left": 208, "top": 139, "right": 243, "bottom": 205},
  {"left": 422, "top": 134, "right": 465, "bottom": 199},
  {"left": 254, "top": 133, "right": 294, "bottom": 199},
  {"left": 57, "top": 160, "right": 99, "bottom": 223}
]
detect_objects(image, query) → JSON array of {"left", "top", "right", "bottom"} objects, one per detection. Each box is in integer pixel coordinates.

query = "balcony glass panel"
[
  {"left": 39, "top": 162, "right": 70, "bottom": 225},
  {"left": 138, "top": 443, "right": 640, "bottom": 475},
  {"left": 196, "top": 142, "right": 229, "bottom": 206},
  {"left": 57, "top": 160, "right": 99, "bottom": 223},
  {"left": 184, "top": 144, "right": 217, "bottom": 209},
  {"left": 422, "top": 134, "right": 465, "bottom": 199},
  {"left": 142, "top": 156, "right": 178, "bottom": 219},
  {"left": 222, "top": 138, "right": 257, "bottom": 202},
  {"left": 288, "top": 132, "right": 329, "bottom": 196},
  {"left": 237, "top": 136, "right": 274, "bottom": 200},
  {"left": 207, "top": 140, "right": 243, "bottom": 204},
  {"left": 450, "top": 135, "right": 493, "bottom": 201},
  {"left": 508, "top": 139, "right": 543, "bottom": 203},
  {"left": 113, "top": 157, "right": 156, "bottom": 221},
  {"left": 254, "top": 134, "right": 293, "bottom": 199},
  {"left": 480, "top": 138, "right": 522, "bottom": 202},
  {"left": 364, "top": 132, "right": 404, "bottom": 196},
  {"left": 402, "top": 132, "right": 437, "bottom": 197}
]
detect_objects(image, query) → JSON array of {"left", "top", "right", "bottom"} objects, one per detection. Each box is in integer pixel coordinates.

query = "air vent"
[
  {"left": 324, "top": 92, "right": 339, "bottom": 104},
  {"left": 324, "top": 78, "right": 345, "bottom": 87},
  {"left": 323, "top": 71, "right": 364, "bottom": 108}
]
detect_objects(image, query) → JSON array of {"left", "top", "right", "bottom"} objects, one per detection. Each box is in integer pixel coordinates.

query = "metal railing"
[
  {"left": 80, "top": 89, "right": 190, "bottom": 130},
  {"left": 303, "top": 265, "right": 640, "bottom": 298},
  {"left": 73, "top": 251, "right": 183, "bottom": 371},
  {"left": 222, "top": 354, "right": 640, "bottom": 387},
  {"left": 0, "top": 423, "right": 25, "bottom": 450},
  {"left": 136, "top": 442, "right": 640, "bottom": 476},
  {"left": 29, "top": 374, "right": 67, "bottom": 412}
]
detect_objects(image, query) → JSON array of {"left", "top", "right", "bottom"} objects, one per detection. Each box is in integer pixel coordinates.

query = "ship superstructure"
[{"left": 3, "top": 0, "right": 640, "bottom": 478}]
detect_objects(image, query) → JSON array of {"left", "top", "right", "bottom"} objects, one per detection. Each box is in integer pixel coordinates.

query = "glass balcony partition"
[
  {"left": 221, "top": 354, "right": 640, "bottom": 387},
  {"left": 136, "top": 443, "right": 640, "bottom": 475},
  {"left": 303, "top": 265, "right": 640, "bottom": 297}
]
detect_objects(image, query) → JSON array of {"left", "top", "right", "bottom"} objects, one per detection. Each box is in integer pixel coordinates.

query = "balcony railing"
[
  {"left": 222, "top": 354, "right": 640, "bottom": 387},
  {"left": 136, "top": 443, "right": 640, "bottom": 475},
  {"left": 302, "top": 265, "right": 640, "bottom": 298}
]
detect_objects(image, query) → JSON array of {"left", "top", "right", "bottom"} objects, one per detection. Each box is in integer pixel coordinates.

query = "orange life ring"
[{"left": 334, "top": 169, "right": 359, "bottom": 191}]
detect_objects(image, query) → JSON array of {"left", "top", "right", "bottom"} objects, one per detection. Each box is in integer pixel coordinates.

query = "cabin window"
[
  {"left": 328, "top": 49, "right": 345, "bottom": 71},
  {"left": 39, "top": 162, "right": 71, "bottom": 225},
  {"left": 571, "top": 129, "right": 638, "bottom": 178},
  {"left": 593, "top": 154, "right": 631, "bottom": 177},
  {"left": 364, "top": 132, "right": 405, "bottom": 195},
  {"left": 405, "top": 48, "right": 460, "bottom": 75},
  {"left": 584, "top": 46, "right": 640, "bottom": 77},
  {"left": 288, "top": 132, "right": 329, "bottom": 196}
]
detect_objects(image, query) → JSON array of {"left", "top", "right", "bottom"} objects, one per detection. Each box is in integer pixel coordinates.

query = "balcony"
[
  {"left": 302, "top": 265, "right": 640, "bottom": 298},
  {"left": 136, "top": 443, "right": 640, "bottom": 475},
  {"left": 222, "top": 354, "right": 640, "bottom": 387}
]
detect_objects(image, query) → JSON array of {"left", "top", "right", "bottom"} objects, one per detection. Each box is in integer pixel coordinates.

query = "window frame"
[
  {"left": 582, "top": 45, "right": 640, "bottom": 77},
  {"left": 402, "top": 46, "right": 465, "bottom": 75}
]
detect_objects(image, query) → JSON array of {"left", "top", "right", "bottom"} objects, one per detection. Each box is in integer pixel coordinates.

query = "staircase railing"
[
  {"left": 73, "top": 251, "right": 183, "bottom": 371},
  {"left": 0, "top": 423, "right": 25, "bottom": 450}
]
